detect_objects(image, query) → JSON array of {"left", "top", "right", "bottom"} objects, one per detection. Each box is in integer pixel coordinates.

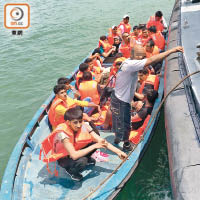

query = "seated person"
[
  {"left": 130, "top": 25, "right": 139, "bottom": 39},
  {"left": 84, "top": 58, "right": 102, "bottom": 83},
  {"left": 148, "top": 26, "right": 165, "bottom": 51},
  {"left": 119, "top": 32, "right": 131, "bottom": 58},
  {"left": 138, "top": 27, "right": 150, "bottom": 46},
  {"left": 108, "top": 61, "right": 123, "bottom": 88},
  {"left": 48, "top": 84, "right": 100, "bottom": 130},
  {"left": 50, "top": 106, "right": 127, "bottom": 181},
  {"left": 90, "top": 51, "right": 104, "bottom": 70},
  {"left": 107, "top": 25, "right": 120, "bottom": 45},
  {"left": 112, "top": 36, "right": 121, "bottom": 56},
  {"left": 78, "top": 71, "right": 101, "bottom": 105},
  {"left": 99, "top": 35, "right": 116, "bottom": 57},
  {"left": 137, "top": 68, "right": 159, "bottom": 95},
  {"left": 76, "top": 63, "right": 95, "bottom": 89},
  {"left": 145, "top": 39, "right": 161, "bottom": 74},
  {"left": 131, "top": 89, "right": 158, "bottom": 130},
  {"left": 57, "top": 77, "right": 80, "bottom": 99},
  {"left": 91, "top": 100, "right": 112, "bottom": 130}
]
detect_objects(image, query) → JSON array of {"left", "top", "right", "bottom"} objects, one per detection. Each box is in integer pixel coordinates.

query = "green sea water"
[{"left": 0, "top": 0, "right": 174, "bottom": 199}]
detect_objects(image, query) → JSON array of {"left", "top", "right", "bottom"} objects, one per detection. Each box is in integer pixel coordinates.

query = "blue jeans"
[
  {"left": 111, "top": 91, "right": 131, "bottom": 141},
  {"left": 83, "top": 97, "right": 95, "bottom": 115}
]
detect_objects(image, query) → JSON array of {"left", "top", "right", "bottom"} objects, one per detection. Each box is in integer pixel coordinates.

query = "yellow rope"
[{"left": 82, "top": 70, "right": 200, "bottom": 200}]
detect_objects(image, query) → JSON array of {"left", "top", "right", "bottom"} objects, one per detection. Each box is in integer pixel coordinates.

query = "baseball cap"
[
  {"left": 123, "top": 14, "right": 129, "bottom": 19},
  {"left": 112, "top": 25, "right": 117, "bottom": 29}
]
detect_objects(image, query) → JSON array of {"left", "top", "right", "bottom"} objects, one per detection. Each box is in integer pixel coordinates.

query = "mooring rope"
[{"left": 82, "top": 70, "right": 200, "bottom": 200}]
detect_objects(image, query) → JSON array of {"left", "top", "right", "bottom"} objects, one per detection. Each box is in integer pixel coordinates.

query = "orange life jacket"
[
  {"left": 92, "top": 106, "right": 108, "bottom": 126},
  {"left": 99, "top": 40, "right": 112, "bottom": 53},
  {"left": 118, "top": 21, "right": 131, "bottom": 34},
  {"left": 48, "top": 97, "right": 77, "bottom": 129},
  {"left": 119, "top": 42, "right": 131, "bottom": 58},
  {"left": 138, "top": 74, "right": 160, "bottom": 94},
  {"left": 145, "top": 45, "right": 160, "bottom": 58},
  {"left": 113, "top": 57, "right": 126, "bottom": 67},
  {"left": 140, "top": 37, "right": 150, "bottom": 46},
  {"left": 146, "top": 16, "right": 164, "bottom": 32},
  {"left": 79, "top": 80, "right": 100, "bottom": 105},
  {"left": 107, "top": 28, "right": 120, "bottom": 45},
  {"left": 76, "top": 71, "right": 83, "bottom": 88},
  {"left": 129, "top": 115, "right": 151, "bottom": 144},
  {"left": 76, "top": 71, "right": 96, "bottom": 88},
  {"left": 150, "top": 32, "right": 165, "bottom": 50},
  {"left": 39, "top": 122, "right": 93, "bottom": 175},
  {"left": 48, "top": 97, "right": 67, "bottom": 128}
]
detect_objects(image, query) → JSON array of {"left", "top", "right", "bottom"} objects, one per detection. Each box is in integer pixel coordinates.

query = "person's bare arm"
[
  {"left": 63, "top": 138, "right": 106, "bottom": 160},
  {"left": 145, "top": 46, "right": 183, "bottom": 67},
  {"left": 89, "top": 131, "right": 127, "bottom": 160}
]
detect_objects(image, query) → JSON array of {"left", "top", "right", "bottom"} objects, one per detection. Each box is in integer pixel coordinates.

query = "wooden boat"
[
  {"left": 164, "top": 0, "right": 200, "bottom": 199},
  {"left": 0, "top": 32, "right": 166, "bottom": 200}
]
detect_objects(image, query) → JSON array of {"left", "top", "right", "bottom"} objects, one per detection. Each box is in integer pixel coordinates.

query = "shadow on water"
[{"left": 116, "top": 107, "right": 172, "bottom": 200}]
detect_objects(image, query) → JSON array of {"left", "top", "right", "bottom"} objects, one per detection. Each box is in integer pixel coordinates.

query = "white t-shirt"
[{"left": 114, "top": 58, "right": 147, "bottom": 104}]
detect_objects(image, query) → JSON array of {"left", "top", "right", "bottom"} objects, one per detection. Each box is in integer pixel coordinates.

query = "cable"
[{"left": 82, "top": 70, "right": 200, "bottom": 200}]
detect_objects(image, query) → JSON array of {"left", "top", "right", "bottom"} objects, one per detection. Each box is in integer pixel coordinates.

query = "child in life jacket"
[{"left": 47, "top": 106, "right": 127, "bottom": 181}]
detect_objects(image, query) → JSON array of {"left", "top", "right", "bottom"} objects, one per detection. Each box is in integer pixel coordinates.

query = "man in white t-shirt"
[{"left": 111, "top": 45, "right": 183, "bottom": 151}]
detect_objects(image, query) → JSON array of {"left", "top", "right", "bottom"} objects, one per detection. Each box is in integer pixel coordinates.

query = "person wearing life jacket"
[
  {"left": 145, "top": 39, "right": 162, "bottom": 74},
  {"left": 91, "top": 102, "right": 112, "bottom": 130},
  {"left": 79, "top": 71, "right": 101, "bottom": 105},
  {"left": 108, "top": 60, "right": 123, "bottom": 88},
  {"left": 138, "top": 68, "right": 160, "bottom": 95},
  {"left": 138, "top": 27, "right": 150, "bottom": 46},
  {"left": 107, "top": 25, "right": 120, "bottom": 45},
  {"left": 131, "top": 100, "right": 148, "bottom": 130},
  {"left": 99, "top": 35, "right": 116, "bottom": 58},
  {"left": 130, "top": 26, "right": 140, "bottom": 48},
  {"left": 146, "top": 11, "right": 167, "bottom": 33},
  {"left": 119, "top": 32, "right": 131, "bottom": 58},
  {"left": 76, "top": 63, "right": 96, "bottom": 89},
  {"left": 57, "top": 77, "right": 80, "bottom": 99},
  {"left": 148, "top": 26, "right": 165, "bottom": 51},
  {"left": 48, "top": 84, "right": 100, "bottom": 130},
  {"left": 84, "top": 58, "right": 102, "bottom": 83},
  {"left": 145, "top": 39, "right": 159, "bottom": 58},
  {"left": 41, "top": 106, "right": 127, "bottom": 181},
  {"left": 118, "top": 15, "right": 132, "bottom": 37}
]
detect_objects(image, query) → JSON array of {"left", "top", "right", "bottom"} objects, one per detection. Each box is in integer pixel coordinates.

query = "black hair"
[
  {"left": 141, "top": 68, "right": 149, "bottom": 75},
  {"left": 155, "top": 11, "right": 163, "bottom": 18},
  {"left": 79, "top": 63, "right": 89, "bottom": 72},
  {"left": 92, "top": 48, "right": 101, "bottom": 56},
  {"left": 100, "top": 35, "right": 107, "bottom": 41},
  {"left": 53, "top": 84, "right": 66, "bottom": 94},
  {"left": 148, "top": 26, "right": 157, "bottom": 33},
  {"left": 133, "top": 25, "right": 138, "bottom": 31},
  {"left": 84, "top": 58, "right": 93, "bottom": 63},
  {"left": 115, "top": 53, "right": 123, "bottom": 58},
  {"left": 64, "top": 106, "right": 83, "bottom": 121},
  {"left": 57, "top": 77, "right": 70, "bottom": 85},
  {"left": 83, "top": 71, "right": 92, "bottom": 81},
  {"left": 147, "top": 89, "right": 158, "bottom": 104},
  {"left": 147, "top": 39, "right": 155, "bottom": 47},
  {"left": 142, "top": 27, "right": 147, "bottom": 32}
]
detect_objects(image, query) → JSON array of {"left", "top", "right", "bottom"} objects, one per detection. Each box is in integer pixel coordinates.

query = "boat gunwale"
[{"left": 1, "top": 37, "right": 166, "bottom": 200}]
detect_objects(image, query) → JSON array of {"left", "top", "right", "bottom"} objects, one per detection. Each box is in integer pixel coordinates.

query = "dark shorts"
[{"left": 110, "top": 91, "right": 131, "bottom": 141}]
